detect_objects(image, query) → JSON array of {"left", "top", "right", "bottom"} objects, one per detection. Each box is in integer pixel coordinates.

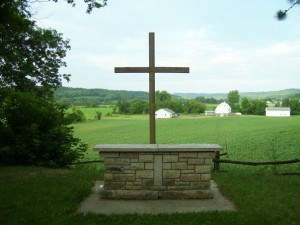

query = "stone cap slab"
[
  {"left": 158, "top": 144, "right": 222, "bottom": 152},
  {"left": 94, "top": 144, "right": 222, "bottom": 152},
  {"left": 94, "top": 144, "right": 158, "bottom": 152}
]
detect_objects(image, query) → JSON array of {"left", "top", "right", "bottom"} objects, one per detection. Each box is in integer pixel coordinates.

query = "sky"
[{"left": 34, "top": 0, "right": 300, "bottom": 94}]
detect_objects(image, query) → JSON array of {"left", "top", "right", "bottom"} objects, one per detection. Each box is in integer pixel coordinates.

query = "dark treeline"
[
  {"left": 54, "top": 87, "right": 219, "bottom": 108},
  {"left": 116, "top": 91, "right": 223, "bottom": 114},
  {"left": 230, "top": 90, "right": 300, "bottom": 115}
]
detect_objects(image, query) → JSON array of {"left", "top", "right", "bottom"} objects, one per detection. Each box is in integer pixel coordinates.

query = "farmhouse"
[
  {"left": 155, "top": 108, "right": 176, "bottom": 119},
  {"left": 215, "top": 102, "right": 231, "bottom": 116},
  {"left": 265, "top": 107, "right": 291, "bottom": 117}
]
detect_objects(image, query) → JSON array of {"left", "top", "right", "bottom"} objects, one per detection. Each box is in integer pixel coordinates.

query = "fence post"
[{"left": 214, "top": 151, "right": 220, "bottom": 171}]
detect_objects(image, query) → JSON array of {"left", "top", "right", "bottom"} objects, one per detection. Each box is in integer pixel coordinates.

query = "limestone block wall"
[{"left": 94, "top": 144, "right": 222, "bottom": 200}]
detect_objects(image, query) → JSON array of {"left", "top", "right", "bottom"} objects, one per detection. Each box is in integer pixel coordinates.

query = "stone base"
[
  {"left": 78, "top": 180, "right": 236, "bottom": 215},
  {"left": 95, "top": 144, "right": 222, "bottom": 200},
  {"left": 100, "top": 188, "right": 213, "bottom": 200}
]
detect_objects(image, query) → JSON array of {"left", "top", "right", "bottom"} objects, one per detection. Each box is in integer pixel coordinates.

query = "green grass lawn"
[
  {"left": 0, "top": 166, "right": 299, "bottom": 225},
  {"left": 1, "top": 115, "right": 299, "bottom": 225}
]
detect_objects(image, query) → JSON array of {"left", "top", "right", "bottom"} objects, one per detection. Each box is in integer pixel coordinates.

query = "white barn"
[
  {"left": 155, "top": 108, "right": 176, "bottom": 119},
  {"left": 265, "top": 107, "right": 291, "bottom": 117},
  {"left": 215, "top": 102, "right": 231, "bottom": 116}
]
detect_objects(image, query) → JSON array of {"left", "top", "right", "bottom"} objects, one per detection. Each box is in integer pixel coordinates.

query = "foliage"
[
  {"left": 282, "top": 98, "right": 300, "bottom": 115},
  {"left": 250, "top": 99, "right": 267, "bottom": 115},
  {"left": 156, "top": 90, "right": 184, "bottom": 113},
  {"left": 241, "top": 97, "right": 252, "bottom": 114},
  {"left": 195, "top": 96, "right": 222, "bottom": 104},
  {"left": 117, "top": 100, "right": 130, "bottom": 114},
  {"left": 157, "top": 99, "right": 184, "bottom": 113},
  {"left": 240, "top": 97, "right": 266, "bottom": 115},
  {"left": 0, "top": 89, "right": 87, "bottom": 167},
  {"left": 55, "top": 87, "right": 149, "bottom": 106},
  {"left": 0, "top": 1, "right": 70, "bottom": 95},
  {"left": 0, "top": 1, "right": 88, "bottom": 167},
  {"left": 95, "top": 111, "right": 102, "bottom": 120},
  {"left": 156, "top": 90, "right": 172, "bottom": 102},
  {"left": 54, "top": 0, "right": 108, "bottom": 13},
  {"left": 65, "top": 107, "right": 86, "bottom": 123},
  {"left": 277, "top": 0, "right": 300, "bottom": 20},
  {"left": 129, "top": 99, "right": 148, "bottom": 114},
  {"left": 183, "top": 99, "right": 206, "bottom": 114},
  {"left": 176, "top": 89, "right": 300, "bottom": 100},
  {"left": 227, "top": 90, "right": 240, "bottom": 112}
]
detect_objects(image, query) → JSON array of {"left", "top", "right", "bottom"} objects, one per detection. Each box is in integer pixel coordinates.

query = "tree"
[
  {"left": 130, "top": 99, "right": 148, "bottom": 114},
  {"left": 241, "top": 97, "right": 252, "bottom": 114},
  {"left": 250, "top": 99, "right": 266, "bottom": 115},
  {"left": 227, "top": 90, "right": 240, "bottom": 112},
  {"left": 1, "top": 1, "right": 70, "bottom": 95},
  {"left": 117, "top": 100, "right": 130, "bottom": 114},
  {"left": 96, "top": 111, "right": 102, "bottom": 120},
  {"left": 0, "top": 1, "right": 91, "bottom": 166},
  {"left": 183, "top": 99, "right": 206, "bottom": 114},
  {"left": 282, "top": 98, "right": 300, "bottom": 115},
  {"left": 0, "top": 89, "right": 87, "bottom": 167},
  {"left": 164, "top": 99, "right": 184, "bottom": 113},
  {"left": 156, "top": 90, "right": 172, "bottom": 102},
  {"left": 65, "top": 107, "right": 86, "bottom": 123},
  {"left": 277, "top": 0, "right": 300, "bottom": 20},
  {"left": 282, "top": 98, "right": 291, "bottom": 107},
  {"left": 55, "top": 0, "right": 107, "bottom": 13}
]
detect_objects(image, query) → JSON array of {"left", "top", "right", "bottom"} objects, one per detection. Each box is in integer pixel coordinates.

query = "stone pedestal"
[{"left": 94, "top": 144, "right": 222, "bottom": 200}]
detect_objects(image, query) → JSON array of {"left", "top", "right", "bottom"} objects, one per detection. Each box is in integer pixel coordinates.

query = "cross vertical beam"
[
  {"left": 114, "top": 32, "right": 189, "bottom": 144},
  {"left": 149, "top": 32, "right": 155, "bottom": 144}
]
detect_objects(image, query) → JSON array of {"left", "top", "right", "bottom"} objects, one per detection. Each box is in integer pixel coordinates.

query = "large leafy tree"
[
  {"left": 227, "top": 90, "right": 240, "bottom": 112},
  {"left": 0, "top": 1, "right": 70, "bottom": 95},
  {"left": 0, "top": 0, "right": 107, "bottom": 166}
]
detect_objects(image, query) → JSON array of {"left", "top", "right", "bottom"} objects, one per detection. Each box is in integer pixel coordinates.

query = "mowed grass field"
[
  {"left": 73, "top": 113, "right": 300, "bottom": 173},
  {"left": 66, "top": 106, "right": 114, "bottom": 120}
]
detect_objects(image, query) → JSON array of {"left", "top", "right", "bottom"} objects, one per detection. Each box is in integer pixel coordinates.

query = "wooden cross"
[{"left": 115, "top": 32, "right": 189, "bottom": 144}]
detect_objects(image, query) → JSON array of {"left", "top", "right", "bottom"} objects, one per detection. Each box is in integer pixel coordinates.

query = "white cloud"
[{"left": 35, "top": 1, "right": 300, "bottom": 93}]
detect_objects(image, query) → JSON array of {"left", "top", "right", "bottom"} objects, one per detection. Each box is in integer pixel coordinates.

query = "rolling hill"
[
  {"left": 174, "top": 88, "right": 300, "bottom": 100},
  {"left": 54, "top": 87, "right": 300, "bottom": 106}
]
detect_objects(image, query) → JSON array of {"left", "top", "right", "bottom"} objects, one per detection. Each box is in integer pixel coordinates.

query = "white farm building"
[
  {"left": 155, "top": 108, "right": 177, "bottom": 119},
  {"left": 265, "top": 107, "right": 291, "bottom": 117},
  {"left": 215, "top": 102, "right": 231, "bottom": 116}
]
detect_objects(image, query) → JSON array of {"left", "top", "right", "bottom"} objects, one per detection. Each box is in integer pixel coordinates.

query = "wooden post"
[{"left": 149, "top": 32, "right": 155, "bottom": 144}]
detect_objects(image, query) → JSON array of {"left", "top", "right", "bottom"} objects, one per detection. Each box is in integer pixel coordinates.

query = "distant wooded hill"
[
  {"left": 54, "top": 87, "right": 149, "bottom": 106},
  {"left": 54, "top": 87, "right": 300, "bottom": 106},
  {"left": 55, "top": 87, "right": 183, "bottom": 106},
  {"left": 174, "top": 89, "right": 300, "bottom": 100}
]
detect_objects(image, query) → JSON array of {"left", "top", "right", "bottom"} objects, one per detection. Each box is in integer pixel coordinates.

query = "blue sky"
[{"left": 35, "top": 0, "right": 300, "bottom": 93}]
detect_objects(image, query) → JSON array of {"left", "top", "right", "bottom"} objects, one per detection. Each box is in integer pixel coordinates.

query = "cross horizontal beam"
[{"left": 115, "top": 67, "right": 189, "bottom": 73}]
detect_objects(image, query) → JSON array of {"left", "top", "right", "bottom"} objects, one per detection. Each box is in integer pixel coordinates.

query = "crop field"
[{"left": 73, "top": 114, "right": 300, "bottom": 173}]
